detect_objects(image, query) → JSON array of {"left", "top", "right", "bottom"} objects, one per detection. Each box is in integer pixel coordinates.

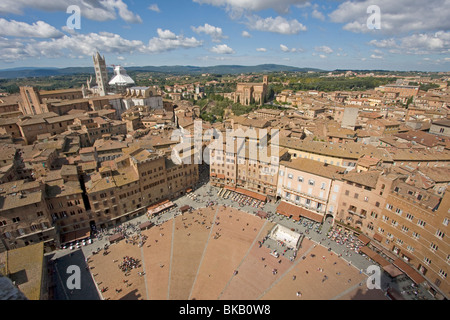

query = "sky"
[{"left": 0, "top": 0, "right": 449, "bottom": 71}]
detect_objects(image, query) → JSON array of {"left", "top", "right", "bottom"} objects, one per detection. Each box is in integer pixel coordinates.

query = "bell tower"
[{"left": 93, "top": 51, "right": 108, "bottom": 96}]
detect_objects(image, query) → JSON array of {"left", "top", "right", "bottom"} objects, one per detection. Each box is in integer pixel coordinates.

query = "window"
[
  {"left": 430, "top": 243, "right": 438, "bottom": 252},
  {"left": 417, "top": 219, "right": 426, "bottom": 228},
  {"left": 320, "top": 182, "right": 326, "bottom": 190},
  {"left": 443, "top": 218, "right": 449, "bottom": 226},
  {"left": 308, "top": 180, "right": 315, "bottom": 186},
  {"left": 436, "top": 230, "right": 445, "bottom": 240},
  {"left": 424, "top": 257, "right": 431, "bottom": 265},
  {"left": 345, "top": 190, "right": 350, "bottom": 196},
  {"left": 287, "top": 173, "right": 293, "bottom": 179},
  {"left": 406, "top": 213, "right": 414, "bottom": 221},
  {"left": 364, "top": 196, "right": 369, "bottom": 202},
  {"left": 12, "top": 217, "right": 20, "bottom": 223},
  {"left": 386, "top": 204, "right": 393, "bottom": 210},
  {"left": 438, "top": 270, "right": 447, "bottom": 279},
  {"left": 401, "top": 226, "right": 409, "bottom": 233},
  {"left": 412, "top": 232, "right": 420, "bottom": 240},
  {"left": 298, "top": 176, "right": 304, "bottom": 182},
  {"left": 395, "top": 208, "right": 403, "bottom": 215}
]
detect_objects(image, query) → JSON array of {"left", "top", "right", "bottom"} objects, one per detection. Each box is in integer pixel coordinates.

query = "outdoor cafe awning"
[
  {"left": 257, "top": 211, "right": 268, "bottom": 219},
  {"left": 359, "top": 245, "right": 390, "bottom": 267},
  {"left": 276, "top": 201, "right": 323, "bottom": 223},
  {"left": 60, "top": 228, "right": 90, "bottom": 245},
  {"left": 224, "top": 186, "right": 267, "bottom": 202},
  {"left": 358, "top": 234, "right": 371, "bottom": 246},
  {"left": 373, "top": 233, "right": 383, "bottom": 242},
  {"left": 180, "top": 205, "right": 191, "bottom": 213},
  {"left": 383, "top": 264, "right": 404, "bottom": 278},
  {"left": 393, "top": 258, "right": 426, "bottom": 284},
  {"left": 109, "top": 233, "right": 124, "bottom": 243},
  {"left": 147, "top": 200, "right": 175, "bottom": 216},
  {"left": 139, "top": 221, "right": 153, "bottom": 230}
]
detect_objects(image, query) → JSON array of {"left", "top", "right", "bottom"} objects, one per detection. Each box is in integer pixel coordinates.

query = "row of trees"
[{"left": 287, "top": 76, "right": 395, "bottom": 92}]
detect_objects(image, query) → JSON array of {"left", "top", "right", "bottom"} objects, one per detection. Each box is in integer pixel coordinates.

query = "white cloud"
[
  {"left": 147, "top": 29, "right": 203, "bottom": 53},
  {"left": 369, "top": 31, "right": 450, "bottom": 55},
  {"left": 210, "top": 44, "right": 235, "bottom": 54},
  {"left": 280, "top": 44, "right": 303, "bottom": 53},
  {"left": 315, "top": 46, "right": 333, "bottom": 54},
  {"left": 246, "top": 15, "right": 307, "bottom": 35},
  {"left": 192, "top": 23, "right": 227, "bottom": 42},
  {"left": 0, "top": 0, "right": 142, "bottom": 23},
  {"left": 280, "top": 44, "right": 290, "bottom": 52},
  {"left": 368, "top": 39, "right": 397, "bottom": 49},
  {"left": 0, "top": 29, "right": 203, "bottom": 62},
  {"left": 370, "top": 54, "right": 383, "bottom": 59},
  {"left": 329, "top": 0, "right": 450, "bottom": 35},
  {"left": 148, "top": 4, "right": 161, "bottom": 13},
  {"left": 0, "top": 18, "right": 63, "bottom": 38},
  {"left": 311, "top": 9, "right": 325, "bottom": 21},
  {"left": 241, "top": 31, "right": 252, "bottom": 38},
  {"left": 256, "top": 48, "right": 267, "bottom": 52},
  {"left": 156, "top": 29, "right": 177, "bottom": 39},
  {"left": 192, "top": 0, "right": 311, "bottom": 14},
  {"left": 319, "top": 54, "right": 327, "bottom": 59}
]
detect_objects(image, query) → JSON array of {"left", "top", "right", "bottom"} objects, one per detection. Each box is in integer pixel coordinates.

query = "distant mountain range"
[{"left": 0, "top": 64, "right": 325, "bottom": 79}]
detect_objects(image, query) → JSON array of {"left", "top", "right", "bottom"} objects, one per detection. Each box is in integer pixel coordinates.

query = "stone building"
[{"left": 234, "top": 76, "right": 268, "bottom": 106}]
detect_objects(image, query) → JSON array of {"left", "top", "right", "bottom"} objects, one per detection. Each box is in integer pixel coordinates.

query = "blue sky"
[{"left": 0, "top": 0, "right": 449, "bottom": 71}]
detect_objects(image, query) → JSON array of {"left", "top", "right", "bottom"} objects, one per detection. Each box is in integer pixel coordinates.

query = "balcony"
[
  {"left": 347, "top": 206, "right": 366, "bottom": 219},
  {"left": 283, "top": 186, "right": 327, "bottom": 204}
]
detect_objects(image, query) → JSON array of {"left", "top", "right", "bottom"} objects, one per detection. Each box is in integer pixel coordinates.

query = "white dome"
[{"left": 108, "top": 66, "right": 135, "bottom": 86}]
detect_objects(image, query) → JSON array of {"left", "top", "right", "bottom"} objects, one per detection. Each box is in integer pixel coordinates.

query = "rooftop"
[{"left": 280, "top": 158, "right": 345, "bottom": 180}]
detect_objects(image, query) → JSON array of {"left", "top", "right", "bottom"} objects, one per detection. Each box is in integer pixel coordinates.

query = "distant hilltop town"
[{"left": 0, "top": 52, "right": 449, "bottom": 300}]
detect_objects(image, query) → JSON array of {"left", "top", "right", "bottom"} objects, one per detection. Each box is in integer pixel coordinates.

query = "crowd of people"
[
  {"left": 326, "top": 227, "right": 364, "bottom": 253},
  {"left": 118, "top": 256, "right": 140, "bottom": 273}
]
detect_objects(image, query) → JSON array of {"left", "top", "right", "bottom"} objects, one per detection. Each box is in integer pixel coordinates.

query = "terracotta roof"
[
  {"left": 342, "top": 170, "right": 381, "bottom": 189},
  {"left": 280, "top": 158, "right": 345, "bottom": 180}
]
